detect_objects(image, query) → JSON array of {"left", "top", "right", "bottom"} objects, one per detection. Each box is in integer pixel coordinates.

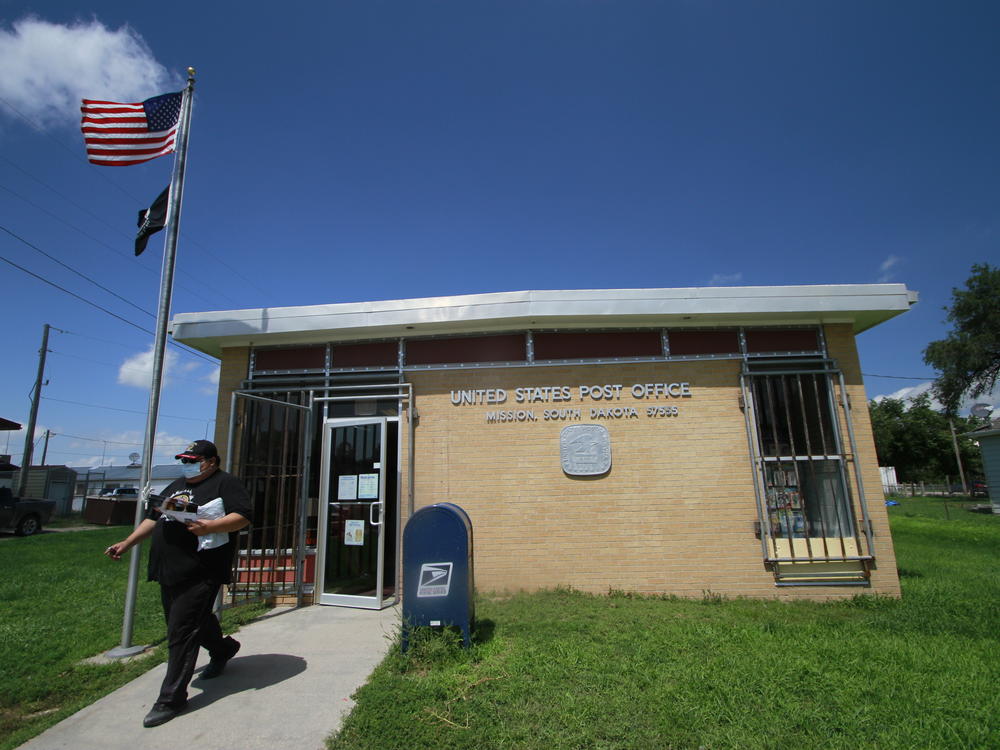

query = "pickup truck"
[{"left": 0, "top": 487, "right": 56, "bottom": 536}]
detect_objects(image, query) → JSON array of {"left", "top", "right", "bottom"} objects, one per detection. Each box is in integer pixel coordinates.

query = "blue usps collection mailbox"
[{"left": 402, "top": 502, "right": 474, "bottom": 649}]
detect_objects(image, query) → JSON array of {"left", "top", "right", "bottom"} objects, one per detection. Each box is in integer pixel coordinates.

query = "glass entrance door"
[{"left": 317, "top": 418, "right": 398, "bottom": 608}]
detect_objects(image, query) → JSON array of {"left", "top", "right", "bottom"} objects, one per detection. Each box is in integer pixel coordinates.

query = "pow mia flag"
[{"left": 135, "top": 185, "right": 170, "bottom": 256}]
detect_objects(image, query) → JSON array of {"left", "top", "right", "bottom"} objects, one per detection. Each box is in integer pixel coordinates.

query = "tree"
[
  {"left": 869, "top": 395, "right": 982, "bottom": 484},
  {"left": 923, "top": 263, "right": 1000, "bottom": 414}
]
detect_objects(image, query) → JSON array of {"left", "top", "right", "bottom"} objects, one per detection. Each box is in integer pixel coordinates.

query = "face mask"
[{"left": 180, "top": 462, "right": 203, "bottom": 479}]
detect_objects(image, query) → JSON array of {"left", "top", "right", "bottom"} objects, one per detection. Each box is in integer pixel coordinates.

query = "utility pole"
[
  {"left": 40, "top": 429, "right": 53, "bottom": 465},
  {"left": 17, "top": 324, "right": 50, "bottom": 497},
  {"left": 948, "top": 419, "right": 968, "bottom": 495}
]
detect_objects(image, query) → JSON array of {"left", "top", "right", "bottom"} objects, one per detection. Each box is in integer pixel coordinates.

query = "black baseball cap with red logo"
[{"left": 174, "top": 439, "right": 219, "bottom": 461}]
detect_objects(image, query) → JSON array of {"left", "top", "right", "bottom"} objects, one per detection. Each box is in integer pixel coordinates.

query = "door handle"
[{"left": 369, "top": 502, "right": 383, "bottom": 526}]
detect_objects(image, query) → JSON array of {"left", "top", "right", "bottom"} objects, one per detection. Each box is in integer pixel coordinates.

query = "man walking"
[{"left": 105, "top": 440, "right": 252, "bottom": 727}]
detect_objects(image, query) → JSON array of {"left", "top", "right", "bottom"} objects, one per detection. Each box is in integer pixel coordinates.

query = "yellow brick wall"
[
  {"left": 213, "top": 347, "right": 250, "bottom": 467},
  {"left": 214, "top": 332, "right": 901, "bottom": 601},
  {"left": 404, "top": 355, "right": 900, "bottom": 600},
  {"left": 823, "top": 324, "right": 901, "bottom": 597}
]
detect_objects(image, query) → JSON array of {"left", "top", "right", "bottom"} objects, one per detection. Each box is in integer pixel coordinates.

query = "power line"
[
  {"left": 40, "top": 448, "right": 130, "bottom": 458},
  {"left": 0, "top": 94, "right": 139, "bottom": 202},
  {"left": 0, "top": 173, "right": 242, "bottom": 308},
  {"left": 41, "top": 395, "right": 213, "bottom": 422},
  {"left": 0, "top": 221, "right": 154, "bottom": 319},
  {"left": 5, "top": 431, "right": 201, "bottom": 462},
  {"left": 0, "top": 249, "right": 153, "bottom": 335},
  {"left": 48, "top": 350, "right": 218, "bottom": 387},
  {"left": 60, "top": 328, "right": 218, "bottom": 365},
  {"left": 60, "top": 329, "right": 143, "bottom": 352},
  {"left": 0, "top": 174, "right": 210, "bottom": 304},
  {"left": 0, "top": 246, "right": 217, "bottom": 364},
  {"left": 54, "top": 432, "right": 194, "bottom": 448},
  {"left": 56, "top": 433, "right": 153, "bottom": 446},
  {"left": 0, "top": 166, "right": 143, "bottom": 259},
  {"left": 0, "top": 97, "right": 265, "bottom": 302},
  {"left": 862, "top": 373, "right": 933, "bottom": 381}
]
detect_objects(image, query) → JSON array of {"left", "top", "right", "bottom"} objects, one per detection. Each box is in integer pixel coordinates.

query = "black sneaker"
[
  {"left": 201, "top": 636, "right": 240, "bottom": 679},
  {"left": 143, "top": 701, "right": 183, "bottom": 728}
]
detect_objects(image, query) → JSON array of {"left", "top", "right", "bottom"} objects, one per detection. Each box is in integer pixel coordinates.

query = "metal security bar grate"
[
  {"left": 225, "top": 391, "right": 312, "bottom": 608},
  {"left": 741, "top": 360, "right": 875, "bottom": 585}
]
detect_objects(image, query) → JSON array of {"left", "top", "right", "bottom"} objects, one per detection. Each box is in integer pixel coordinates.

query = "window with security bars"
[{"left": 747, "top": 368, "right": 858, "bottom": 548}]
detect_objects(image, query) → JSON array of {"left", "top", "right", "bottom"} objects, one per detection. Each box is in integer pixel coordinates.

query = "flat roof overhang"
[{"left": 170, "top": 284, "right": 919, "bottom": 359}]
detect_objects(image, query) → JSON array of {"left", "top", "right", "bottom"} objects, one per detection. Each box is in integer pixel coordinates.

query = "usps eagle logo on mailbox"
[{"left": 417, "top": 562, "right": 453, "bottom": 598}]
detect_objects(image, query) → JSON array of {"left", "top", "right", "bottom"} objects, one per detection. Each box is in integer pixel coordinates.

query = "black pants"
[{"left": 157, "top": 578, "right": 226, "bottom": 706}]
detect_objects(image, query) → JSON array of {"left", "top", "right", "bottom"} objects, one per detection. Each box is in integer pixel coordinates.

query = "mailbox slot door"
[{"left": 317, "top": 417, "right": 398, "bottom": 609}]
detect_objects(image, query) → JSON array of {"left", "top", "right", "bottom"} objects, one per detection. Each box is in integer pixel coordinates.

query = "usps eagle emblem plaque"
[{"left": 560, "top": 424, "right": 612, "bottom": 476}]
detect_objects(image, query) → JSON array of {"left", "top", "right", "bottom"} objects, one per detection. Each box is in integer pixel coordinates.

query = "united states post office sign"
[
  {"left": 560, "top": 424, "right": 612, "bottom": 476},
  {"left": 450, "top": 382, "right": 693, "bottom": 423}
]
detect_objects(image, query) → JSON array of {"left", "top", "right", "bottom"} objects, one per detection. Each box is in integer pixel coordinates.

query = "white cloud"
[
  {"left": 119, "top": 349, "right": 221, "bottom": 396},
  {"left": 201, "top": 365, "right": 220, "bottom": 395},
  {"left": 117, "top": 347, "right": 182, "bottom": 388},
  {"left": 871, "top": 380, "right": 936, "bottom": 405},
  {"left": 870, "top": 379, "right": 1000, "bottom": 416},
  {"left": 877, "top": 254, "right": 901, "bottom": 282},
  {"left": 124, "top": 428, "right": 195, "bottom": 466},
  {"left": 0, "top": 17, "right": 177, "bottom": 129},
  {"left": 707, "top": 272, "right": 743, "bottom": 286},
  {"left": 66, "top": 428, "right": 194, "bottom": 468}
]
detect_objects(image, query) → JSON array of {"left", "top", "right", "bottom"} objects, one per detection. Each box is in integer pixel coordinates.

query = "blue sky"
[{"left": 1, "top": 1, "right": 997, "bottom": 468}]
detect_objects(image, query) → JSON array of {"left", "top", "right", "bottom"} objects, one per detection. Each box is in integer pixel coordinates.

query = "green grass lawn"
[
  {"left": 0, "top": 528, "right": 267, "bottom": 750},
  {"left": 330, "top": 497, "right": 999, "bottom": 750},
  {"left": 2, "top": 502, "right": 996, "bottom": 749}
]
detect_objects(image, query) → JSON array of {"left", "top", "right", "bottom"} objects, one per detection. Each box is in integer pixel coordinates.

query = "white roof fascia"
[{"left": 171, "top": 284, "right": 918, "bottom": 358}]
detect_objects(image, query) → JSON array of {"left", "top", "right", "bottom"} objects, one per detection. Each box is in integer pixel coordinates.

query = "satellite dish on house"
[
  {"left": 971, "top": 403, "right": 994, "bottom": 419},
  {"left": 128, "top": 452, "right": 141, "bottom": 466}
]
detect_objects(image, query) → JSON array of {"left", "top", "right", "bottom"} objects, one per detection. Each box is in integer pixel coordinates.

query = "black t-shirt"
[{"left": 145, "top": 469, "right": 252, "bottom": 586}]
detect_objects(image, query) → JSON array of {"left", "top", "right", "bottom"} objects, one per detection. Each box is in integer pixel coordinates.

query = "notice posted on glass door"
[
  {"left": 338, "top": 475, "right": 358, "bottom": 500},
  {"left": 344, "top": 519, "right": 365, "bottom": 546}
]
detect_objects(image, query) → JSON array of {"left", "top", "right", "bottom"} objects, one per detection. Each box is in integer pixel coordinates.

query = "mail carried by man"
[
  {"left": 152, "top": 492, "right": 199, "bottom": 522},
  {"left": 151, "top": 493, "right": 229, "bottom": 550}
]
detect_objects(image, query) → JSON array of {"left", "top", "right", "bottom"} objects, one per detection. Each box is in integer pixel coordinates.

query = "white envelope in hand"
[{"left": 196, "top": 497, "right": 228, "bottom": 551}]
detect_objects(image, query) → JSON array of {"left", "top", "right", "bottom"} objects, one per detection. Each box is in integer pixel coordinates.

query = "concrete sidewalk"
[{"left": 20, "top": 604, "right": 400, "bottom": 750}]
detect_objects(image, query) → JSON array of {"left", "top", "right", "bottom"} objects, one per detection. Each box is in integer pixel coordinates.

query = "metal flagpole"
[{"left": 108, "top": 68, "right": 196, "bottom": 658}]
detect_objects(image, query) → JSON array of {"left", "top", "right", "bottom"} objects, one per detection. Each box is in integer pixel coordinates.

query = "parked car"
[
  {"left": 0, "top": 487, "right": 56, "bottom": 536},
  {"left": 970, "top": 481, "right": 989, "bottom": 498}
]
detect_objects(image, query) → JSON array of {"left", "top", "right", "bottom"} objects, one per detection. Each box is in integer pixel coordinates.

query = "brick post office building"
[{"left": 171, "top": 284, "right": 917, "bottom": 609}]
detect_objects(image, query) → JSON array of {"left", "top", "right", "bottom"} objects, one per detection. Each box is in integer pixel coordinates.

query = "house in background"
[
  {"left": 1, "top": 418, "right": 77, "bottom": 514},
  {"left": 69, "top": 464, "right": 187, "bottom": 511},
  {"left": 1, "top": 418, "right": 186, "bottom": 516},
  {"left": 0, "top": 465, "right": 77, "bottom": 514},
  {"left": 0, "top": 417, "right": 22, "bottom": 478},
  {"left": 966, "top": 416, "right": 1000, "bottom": 513}
]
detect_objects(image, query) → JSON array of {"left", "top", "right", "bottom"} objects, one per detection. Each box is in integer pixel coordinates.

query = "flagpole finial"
[{"left": 187, "top": 67, "right": 196, "bottom": 81}]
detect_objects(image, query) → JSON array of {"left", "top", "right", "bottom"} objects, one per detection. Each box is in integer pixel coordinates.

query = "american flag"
[{"left": 80, "top": 92, "right": 182, "bottom": 166}]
